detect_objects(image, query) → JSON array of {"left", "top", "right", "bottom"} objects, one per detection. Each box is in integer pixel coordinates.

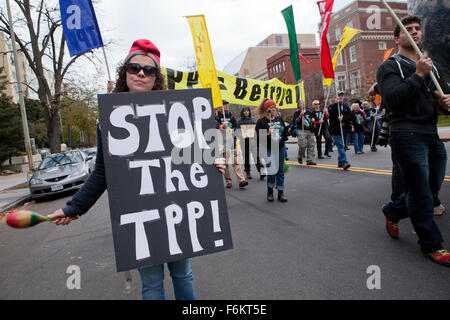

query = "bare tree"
[{"left": 0, "top": 0, "right": 104, "bottom": 153}]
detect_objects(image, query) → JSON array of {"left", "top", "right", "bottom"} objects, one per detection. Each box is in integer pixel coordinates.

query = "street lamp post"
[{"left": 5, "top": 0, "right": 34, "bottom": 171}]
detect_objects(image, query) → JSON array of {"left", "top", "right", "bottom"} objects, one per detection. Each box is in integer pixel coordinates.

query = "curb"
[{"left": 0, "top": 194, "right": 32, "bottom": 214}]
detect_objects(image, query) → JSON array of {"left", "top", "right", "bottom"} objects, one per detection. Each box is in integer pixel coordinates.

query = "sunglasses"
[{"left": 126, "top": 63, "right": 158, "bottom": 77}]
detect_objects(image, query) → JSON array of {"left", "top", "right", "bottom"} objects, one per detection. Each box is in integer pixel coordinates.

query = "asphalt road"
[{"left": 1, "top": 143, "right": 449, "bottom": 300}]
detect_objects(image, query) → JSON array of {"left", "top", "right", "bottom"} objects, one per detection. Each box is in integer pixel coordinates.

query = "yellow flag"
[
  {"left": 323, "top": 26, "right": 359, "bottom": 86},
  {"left": 186, "top": 15, "right": 223, "bottom": 108}
]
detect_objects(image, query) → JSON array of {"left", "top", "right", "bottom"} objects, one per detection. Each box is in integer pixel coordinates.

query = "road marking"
[{"left": 286, "top": 161, "right": 450, "bottom": 182}]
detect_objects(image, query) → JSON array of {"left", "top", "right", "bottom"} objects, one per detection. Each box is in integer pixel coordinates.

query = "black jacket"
[
  {"left": 327, "top": 102, "right": 352, "bottom": 136},
  {"left": 376, "top": 54, "right": 450, "bottom": 134},
  {"left": 215, "top": 111, "right": 237, "bottom": 129},
  {"left": 63, "top": 126, "right": 106, "bottom": 217},
  {"left": 255, "top": 116, "right": 288, "bottom": 151},
  {"left": 291, "top": 109, "right": 316, "bottom": 132}
]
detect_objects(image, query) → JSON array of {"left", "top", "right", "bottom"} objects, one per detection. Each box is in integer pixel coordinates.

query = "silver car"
[{"left": 28, "top": 150, "right": 92, "bottom": 199}]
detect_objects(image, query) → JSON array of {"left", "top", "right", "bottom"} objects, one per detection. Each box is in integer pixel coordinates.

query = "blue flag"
[{"left": 59, "top": 0, "right": 104, "bottom": 57}]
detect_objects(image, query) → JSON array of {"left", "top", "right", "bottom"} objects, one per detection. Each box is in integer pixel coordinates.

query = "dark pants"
[
  {"left": 388, "top": 132, "right": 447, "bottom": 253},
  {"left": 315, "top": 127, "right": 331, "bottom": 156},
  {"left": 382, "top": 143, "right": 408, "bottom": 221}
]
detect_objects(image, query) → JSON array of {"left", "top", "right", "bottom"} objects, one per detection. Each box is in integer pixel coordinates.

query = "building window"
[
  {"left": 378, "top": 41, "right": 387, "bottom": 50},
  {"left": 337, "top": 52, "right": 344, "bottom": 66},
  {"left": 349, "top": 46, "right": 357, "bottom": 63},
  {"left": 386, "top": 17, "right": 392, "bottom": 27},
  {"left": 276, "top": 35, "right": 282, "bottom": 46},
  {"left": 335, "top": 72, "right": 347, "bottom": 92},
  {"left": 335, "top": 28, "right": 342, "bottom": 41},
  {"left": 282, "top": 61, "right": 285, "bottom": 72},
  {"left": 350, "top": 69, "right": 361, "bottom": 89},
  {"left": 347, "top": 20, "right": 353, "bottom": 28}
]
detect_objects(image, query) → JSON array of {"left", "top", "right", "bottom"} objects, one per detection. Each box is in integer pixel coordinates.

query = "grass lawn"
[{"left": 438, "top": 115, "right": 450, "bottom": 127}]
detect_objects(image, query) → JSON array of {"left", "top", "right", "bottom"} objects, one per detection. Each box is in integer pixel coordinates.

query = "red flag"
[
  {"left": 317, "top": 0, "right": 334, "bottom": 81},
  {"left": 298, "top": 53, "right": 311, "bottom": 64}
]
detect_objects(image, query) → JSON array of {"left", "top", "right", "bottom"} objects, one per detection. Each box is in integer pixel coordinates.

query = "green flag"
[{"left": 281, "top": 5, "right": 301, "bottom": 83}]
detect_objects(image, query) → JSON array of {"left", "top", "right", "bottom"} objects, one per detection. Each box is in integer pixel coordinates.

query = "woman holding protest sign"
[
  {"left": 255, "top": 98, "right": 288, "bottom": 202},
  {"left": 48, "top": 39, "right": 226, "bottom": 300}
]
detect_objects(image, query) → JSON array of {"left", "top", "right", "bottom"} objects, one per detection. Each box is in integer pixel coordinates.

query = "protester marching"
[{"left": 2, "top": 0, "right": 450, "bottom": 305}]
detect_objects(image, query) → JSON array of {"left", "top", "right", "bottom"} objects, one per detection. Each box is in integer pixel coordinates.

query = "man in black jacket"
[
  {"left": 376, "top": 15, "right": 450, "bottom": 267},
  {"left": 327, "top": 91, "right": 352, "bottom": 170}
]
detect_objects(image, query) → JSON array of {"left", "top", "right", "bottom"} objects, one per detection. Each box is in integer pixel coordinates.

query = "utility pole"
[{"left": 6, "top": 0, "right": 34, "bottom": 171}]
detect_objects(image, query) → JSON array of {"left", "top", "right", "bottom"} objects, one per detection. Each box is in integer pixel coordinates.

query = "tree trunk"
[{"left": 43, "top": 107, "right": 61, "bottom": 154}]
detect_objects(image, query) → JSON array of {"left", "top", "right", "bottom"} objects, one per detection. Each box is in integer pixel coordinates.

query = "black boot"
[
  {"left": 267, "top": 187, "right": 274, "bottom": 202},
  {"left": 278, "top": 190, "right": 288, "bottom": 202}
]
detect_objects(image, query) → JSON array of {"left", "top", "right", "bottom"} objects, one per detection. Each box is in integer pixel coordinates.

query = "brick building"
[
  {"left": 326, "top": 0, "right": 408, "bottom": 103},
  {"left": 267, "top": 47, "right": 322, "bottom": 108},
  {"left": 266, "top": 0, "right": 408, "bottom": 111}
]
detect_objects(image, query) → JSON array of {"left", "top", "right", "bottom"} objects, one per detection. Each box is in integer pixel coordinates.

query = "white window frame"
[
  {"left": 336, "top": 52, "right": 344, "bottom": 66},
  {"left": 335, "top": 28, "right": 342, "bottom": 41},
  {"left": 335, "top": 72, "right": 347, "bottom": 92},
  {"left": 378, "top": 41, "right": 387, "bottom": 50},
  {"left": 349, "top": 46, "right": 357, "bottom": 63},
  {"left": 350, "top": 69, "right": 361, "bottom": 89}
]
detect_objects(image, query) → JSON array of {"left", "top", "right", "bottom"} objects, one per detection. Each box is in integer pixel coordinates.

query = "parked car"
[
  {"left": 28, "top": 150, "right": 92, "bottom": 199},
  {"left": 81, "top": 147, "right": 97, "bottom": 173}
]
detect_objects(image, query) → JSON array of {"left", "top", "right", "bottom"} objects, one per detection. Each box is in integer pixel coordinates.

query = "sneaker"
[
  {"left": 343, "top": 163, "right": 351, "bottom": 170},
  {"left": 297, "top": 157, "right": 303, "bottom": 164},
  {"left": 427, "top": 249, "right": 450, "bottom": 267},
  {"left": 306, "top": 161, "right": 317, "bottom": 165},
  {"left": 245, "top": 172, "right": 252, "bottom": 180},
  {"left": 239, "top": 181, "right": 248, "bottom": 189},
  {"left": 337, "top": 163, "right": 344, "bottom": 168},
  {"left": 434, "top": 204, "right": 446, "bottom": 216},
  {"left": 226, "top": 183, "right": 232, "bottom": 188},
  {"left": 325, "top": 153, "right": 331, "bottom": 158},
  {"left": 382, "top": 207, "right": 399, "bottom": 239},
  {"left": 318, "top": 155, "right": 324, "bottom": 159}
]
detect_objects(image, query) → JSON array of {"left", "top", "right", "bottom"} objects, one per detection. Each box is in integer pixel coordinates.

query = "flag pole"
[
  {"left": 337, "top": 101, "right": 345, "bottom": 146},
  {"left": 370, "top": 107, "right": 378, "bottom": 149},
  {"left": 102, "top": 46, "right": 112, "bottom": 82},
  {"left": 380, "top": 0, "right": 444, "bottom": 96},
  {"left": 319, "top": 84, "right": 332, "bottom": 135}
]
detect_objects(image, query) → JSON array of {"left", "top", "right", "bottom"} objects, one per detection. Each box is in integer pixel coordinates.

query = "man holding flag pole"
[{"left": 376, "top": 3, "right": 450, "bottom": 266}]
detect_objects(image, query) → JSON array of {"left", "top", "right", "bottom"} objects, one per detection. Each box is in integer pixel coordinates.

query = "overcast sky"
[{"left": 93, "top": 0, "right": 361, "bottom": 74}]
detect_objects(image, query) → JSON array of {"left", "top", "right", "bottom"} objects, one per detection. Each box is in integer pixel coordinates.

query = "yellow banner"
[
  {"left": 186, "top": 15, "right": 223, "bottom": 109},
  {"left": 323, "top": 26, "right": 359, "bottom": 86},
  {"left": 161, "top": 68, "right": 304, "bottom": 109}
]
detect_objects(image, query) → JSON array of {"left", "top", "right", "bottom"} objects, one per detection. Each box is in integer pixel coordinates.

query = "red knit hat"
[
  {"left": 263, "top": 99, "right": 276, "bottom": 111},
  {"left": 125, "top": 39, "right": 160, "bottom": 66}
]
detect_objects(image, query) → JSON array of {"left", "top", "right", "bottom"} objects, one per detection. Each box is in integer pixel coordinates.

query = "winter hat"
[
  {"left": 263, "top": 99, "right": 276, "bottom": 111},
  {"left": 125, "top": 39, "right": 160, "bottom": 67}
]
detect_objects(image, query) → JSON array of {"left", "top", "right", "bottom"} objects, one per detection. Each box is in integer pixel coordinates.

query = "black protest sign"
[{"left": 98, "top": 88, "right": 233, "bottom": 272}]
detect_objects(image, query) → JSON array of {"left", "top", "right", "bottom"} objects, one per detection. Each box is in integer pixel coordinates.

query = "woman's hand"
[
  {"left": 107, "top": 81, "right": 115, "bottom": 93},
  {"left": 47, "top": 209, "right": 73, "bottom": 226}
]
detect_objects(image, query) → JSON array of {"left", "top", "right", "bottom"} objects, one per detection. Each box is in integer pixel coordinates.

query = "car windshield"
[
  {"left": 84, "top": 148, "right": 97, "bottom": 157},
  {"left": 38, "top": 151, "right": 83, "bottom": 170}
]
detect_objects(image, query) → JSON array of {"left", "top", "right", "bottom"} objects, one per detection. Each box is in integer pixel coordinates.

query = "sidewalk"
[{"left": 0, "top": 172, "right": 31, "bottom": 213}]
